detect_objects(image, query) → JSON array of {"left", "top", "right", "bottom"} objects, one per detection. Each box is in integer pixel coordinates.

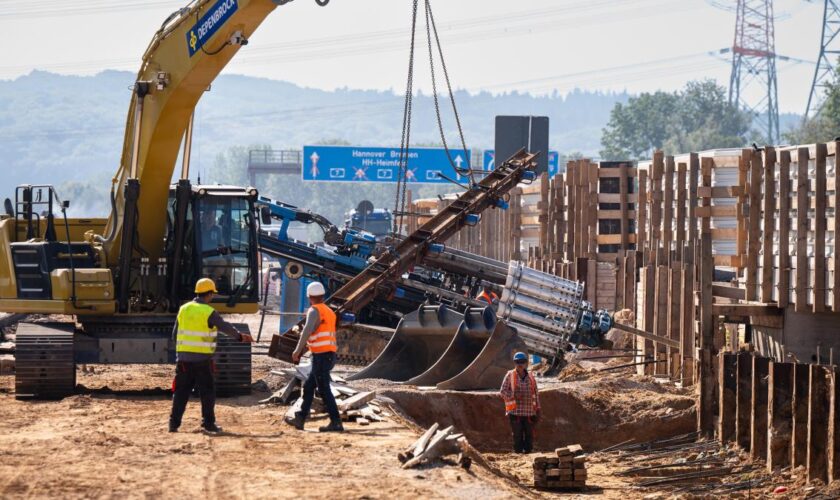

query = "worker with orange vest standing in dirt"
[
  {"left": 169, "top": 278, "right": 252, "bottom": 434},
  {"left": 499, "top": 351, "right": 540, "bottom": 453},
  {"left": 287, "top": 281, "right": 344, "bottom": 432}
]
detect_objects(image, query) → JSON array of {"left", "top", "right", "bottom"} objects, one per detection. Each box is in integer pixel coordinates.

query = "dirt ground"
[
  {"left": 0, "top": 359, "right": 521, "bottom": 499},
  {"left": 2, "top": 313, "right": 837, "bottom": 498}
]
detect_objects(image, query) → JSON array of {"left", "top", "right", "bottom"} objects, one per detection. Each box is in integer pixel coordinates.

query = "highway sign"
[
  {"left": 302, "top": 145, "right": 471, "bottom": 184},
  {"left": 483, "top": 150, "right": 563, "bottom": 177}
]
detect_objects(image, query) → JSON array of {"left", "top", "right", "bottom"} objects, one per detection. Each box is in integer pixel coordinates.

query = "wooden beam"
[
  {"left": 598, "top": 167, "right": 638, "bottom": 178},
  {"left": 736, "top": 352, "right": 753, "bottom": 450},
  {"left": 719, "top": 352, "right": 738, "bottom": 443},
  {"left": 796, "top": 148, "right": 810, "bottom": 313},
  {"left": 565, "top": 162, "right": 576, "bottom": 262},
  {"left": 712, "top": 284, "right": 747, "bottom": 301},
  {"left": 761, "top": 147, "right": 776, "bottom": 303},
  {"left": 598, "top": 193, "right": 639, "bottom": 203},
  {"left": 751, "top": 356, "right": 770, "bottom": 461},
  {"left": 808, "top": 365, "right": 830, "bottom": 483},
  {"left": 835, "top": 140, "right": 840, "bottom": 311},
  {"left": 663, "top": 156, "right": 675, "bottom": 261},
  {"left": 814, "top": 143, "right": 827, "bottom": 313},
  {"left": 778, "top": 150, "right": 791, "bottom": 309},
  {"left": 597, "top": 210, "right": 637, "bottom": 219},
  {"left": 688, "top": 153, "right": 699, "bottom": 245},
  {"left": 746, "top": 149, "right": 762, "bottom": 302},
  {"left": 596, "top": 234, "right": 638, "bottom": 245},
  {"left": 792, "top": 363, "right": 810, "bottom": 468},
  {"left": 768, "top": 362, "right": 794, "bottom": 471},
  {"left": 638, "top": 169, "right": 648, "bottom": 263},
  {"left": 695, "top": 205, "right": 739, "bottom": 217},
  {"left": 697, "top": 186, "right": 745, "bottom": 198},
  {"left": 711, "top": 304, "right": 783, "bottom": 317},
  {"left": 619, "top": 163, "right": 629, "bottom": 251},
  {"left": 676, "top": 162, "right": 687, "bottom": 256}
]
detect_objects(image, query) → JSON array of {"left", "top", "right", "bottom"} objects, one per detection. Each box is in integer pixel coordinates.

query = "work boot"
[
  {"left": 202, "top": 423, "right": 223, "bottom": 433},
  {"left": 286, "top": 412, "right": 305, "bottom": 431},
  {"left": 318, "top": 421, "right": 344, "bottom": 433}
]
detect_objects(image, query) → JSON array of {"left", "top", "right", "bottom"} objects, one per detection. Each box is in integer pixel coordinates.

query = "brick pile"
[{"left": 533, "top": 444, "right": 587, "bottom": 490}]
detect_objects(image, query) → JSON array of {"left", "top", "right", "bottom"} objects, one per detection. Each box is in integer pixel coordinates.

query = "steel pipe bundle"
[{"left": 497, "top": 260, "right": 592, "bottom": 358}]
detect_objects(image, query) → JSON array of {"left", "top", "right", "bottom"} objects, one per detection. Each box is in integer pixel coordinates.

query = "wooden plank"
[
  {"left": 650, "top": 152, "right": 664, "bottom": 257},
  {"left": 598, "top": 167, "right": 638, "bottom": 178},
  {"left": 676, "top": 162, "right": 687, "bottom": 256},
  {"left": 638, "top": 169, "right": 648, "bottom": 263},
  {"left": 663, "top": 156, "right": 675, "bottom": 261},
  {"left": 761, "top": 147, "right": 776, "bottom": 303},
  {"left": 750, "top": 356, "right": 770, "bottom": 461},
  {"left": 695, "top": 205, "right": 738, "bottom": 217},
  {"left": 680, "top": 262, "right": 694, "bottom": 383},
  {"left": 807, "top": 365, "right": 830, "bottom": 482},
  {"left": 737, "top": 152, "right": 749, "bottom": 261},
  {"left": 596, "top": 234, "right": 638, "bottom": 245},
  {"left": 814, "top": 143, "right": 827, "bottom": 312},
  {"left": 588, "top": 162, "right": 599, "bottom": 257},
  {"left": 835, "top": 141, "right": 840, "bottom": 311},
  {"left": 619, "top": 163, "right": 629, "bottom": 251},
  {"left": 711, "top": 228, "right": 739, "bottom": 240},
  {"left": 778, "top": 150, "right": 791, "bottom": 309},
  {"left": 667, "top": 265, "right": 682, "bottom": 376},
  {"left": 688, "top": 153, "right": 699, "bottom": 245},
  {"left": 587, "top": 258, "right": 597, "bottom": 305},
  {"left": 796, "top": 148, "right": 810, "bottom": 313},
  {"left": 714, "top": 254, "right": 742, "bottom": 267},
  {"left": 746, "top": 149, "right": 762, "bottom": 302},
  {"left": 793, "top": 363, "right": 810, "bottom": 468},
  {"left": 696, "top": 186, "right": 745, "bottom": 198},
  {"left": 566, "top": 162, "right": 576, "bottom": 262},
  {"left": 719, "top": 352, "right": 738, "bottom": 442},
  {"left": 829, "top": 367, "right": 840, "bottom": 482},
  {"left": 598, "top": 193, "right": 639, "bottom": 204},
  {"left": 768, "top": 362, "right": 794, "bottom": 471},
  {"left": 711, "top": 304, "right": 783, "bottom": 316},
  {"left": 597, "top": 210, "right": 637, "bottom": 219},
  {"left": 736, "top": 353, "right": 753, "bottom": 450},
  {"left": 624, "top": 253, "right": 635, "bottom": 313},
  {"left": 712, "top": 284, "right": 747, "bottom": 300},
  {"left": 653, "top": 265, "right": 670, "bottom": 374}
]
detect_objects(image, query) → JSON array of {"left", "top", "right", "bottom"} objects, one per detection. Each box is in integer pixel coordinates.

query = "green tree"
[
  {"left": 785, "top": 65, "right": 840, "bottom": 144},
  {"left": 600, "top": 80, "right": 751, "bottom": 160}
]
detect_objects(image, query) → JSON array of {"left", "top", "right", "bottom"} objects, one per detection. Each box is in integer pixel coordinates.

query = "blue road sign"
[
  {"left": 483, "top": 150, "right": 563, "bottom": 177},
  {"left": 302, "top": 145, "right": 471, "bottom": 184}
]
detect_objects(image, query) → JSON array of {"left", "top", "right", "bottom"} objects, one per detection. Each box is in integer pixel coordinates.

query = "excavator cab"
[{"left": 166, "top": 183, "right": 260, "bottom": 308}]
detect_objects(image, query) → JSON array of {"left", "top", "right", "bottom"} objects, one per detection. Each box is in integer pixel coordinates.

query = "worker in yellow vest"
[
  {"left": 168, "top": 278, "right": 253, "bottom": 433},
  {"left": 287, "top": 281, "right": 343, "bottom": 432},
  {"left": 499, "top": 351, "right": 540, "bottom": 453}
]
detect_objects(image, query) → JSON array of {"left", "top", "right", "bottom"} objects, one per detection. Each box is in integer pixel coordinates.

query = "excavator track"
[{"left": 15, "top": 322, "right": 76, "bottom": 400}]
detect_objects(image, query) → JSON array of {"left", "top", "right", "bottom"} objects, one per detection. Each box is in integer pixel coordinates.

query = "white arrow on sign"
[
  {"left": 310, "top": 151, "right": 320, "bottom": 177},
  {"left": 454, "top": 155, "right": 464, "bottom": 169}
]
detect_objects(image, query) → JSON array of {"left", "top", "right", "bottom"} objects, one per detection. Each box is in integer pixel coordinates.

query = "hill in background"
[{"left": 0, "top": 70, "right": 627, "bottom": 220}]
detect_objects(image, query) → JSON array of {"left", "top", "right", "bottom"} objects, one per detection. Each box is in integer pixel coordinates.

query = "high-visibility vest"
[
  {"left": 478, "top": 290, "right": 498, "bottom": 305},
  {"left": 307, "top": 303, "right": 337, "bottom": 354},
  {"left": 503, "top": 369, "right": 537, "bottom": 413},
  {"left": 175, "top": 301, "right": 218, "bottom": 355}
]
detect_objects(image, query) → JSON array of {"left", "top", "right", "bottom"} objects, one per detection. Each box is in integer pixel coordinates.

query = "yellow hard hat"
[{"left": 195, "top": 278, "right": 218, "bottom": 294}]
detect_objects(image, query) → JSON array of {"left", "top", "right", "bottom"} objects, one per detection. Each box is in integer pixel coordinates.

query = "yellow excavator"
[{"left": 0, "top": 0, "right": 329, "bottom": 398}]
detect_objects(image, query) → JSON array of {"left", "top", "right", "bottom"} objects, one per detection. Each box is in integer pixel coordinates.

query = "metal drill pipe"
[
  {"left": 503, "top": 276, "right": 582, "bottom": 310},
  {"left": 508, "top": 261, "right": 584, "bottom": 295},
  {"left": 497, "top": 302, "right": 576, "bottom": 336},
  {"left": 499, "top": 288, "right": 579, "bottom": 321}
]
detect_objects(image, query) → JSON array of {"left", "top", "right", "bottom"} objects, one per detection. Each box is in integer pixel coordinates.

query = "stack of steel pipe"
[{"left": 497, "top": 261, "right": 588, "bottom": 357}]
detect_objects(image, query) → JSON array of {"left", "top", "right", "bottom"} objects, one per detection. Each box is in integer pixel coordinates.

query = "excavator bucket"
[
  {"left": 348, "top": 305, "right": 462, "bottom": 382},
  {"left": 436, "top": 320, "right": 527, "bottom": 391},
  {"left": 406, "top": 307, "right": 496, "bottom": 387}
]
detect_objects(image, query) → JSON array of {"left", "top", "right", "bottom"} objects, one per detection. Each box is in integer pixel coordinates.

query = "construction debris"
[
  {"left": 533, "top": 444, "right": 588, "bottom": 490},
  {"left": 398, "top": 422, "right": 472, "bottom": 470},
  {"left": 267, "top": 365, "right": 387, "bottom": 425}
]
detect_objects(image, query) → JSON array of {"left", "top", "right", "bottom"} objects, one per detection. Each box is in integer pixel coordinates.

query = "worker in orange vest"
[
  {"left": 287, "top": 281, "right": 343, "bottom": 432},
  {"left": 477, "top": 287, "right": 499, "bottom": 306},
  {"left": 499, "top": 351, "right": 540, "bottom": 453}
]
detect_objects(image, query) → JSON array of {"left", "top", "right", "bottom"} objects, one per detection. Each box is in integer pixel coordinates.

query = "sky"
[{"left": 0, "top": 0, "right": 829, "bottom": 114}]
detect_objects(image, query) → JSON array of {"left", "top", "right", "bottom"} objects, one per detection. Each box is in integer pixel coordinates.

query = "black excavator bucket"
[
  {"left": 406, "top": 307, "right": 496, "bottom": 387},
  {"left": 348, "top": 305, "right": 462, "bottom": 382},
  {"left": 436, "top": 320, "right": 527, "bottom": 391}
]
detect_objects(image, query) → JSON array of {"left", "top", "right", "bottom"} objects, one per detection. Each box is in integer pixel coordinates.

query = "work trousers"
[
  {"left": 169, "top": 360, "right": 216, "bottom": 428},
  {"left": 509, "top": 414, "right": 535, "bottom": 453},
  {"left": 299, "top": 352, "right": 341, "bottom": 423}
]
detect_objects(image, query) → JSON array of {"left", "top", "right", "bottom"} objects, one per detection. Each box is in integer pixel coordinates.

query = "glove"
[{"left": 292, "top": 351, "right": 301, "bottom": 365}]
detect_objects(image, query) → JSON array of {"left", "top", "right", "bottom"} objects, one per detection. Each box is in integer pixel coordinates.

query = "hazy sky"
[{"left": 0, "top": 0, "right": 828, "bottom": 113}]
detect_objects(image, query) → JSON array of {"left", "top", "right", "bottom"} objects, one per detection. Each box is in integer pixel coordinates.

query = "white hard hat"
[{"left": 306, "top": 281, "right": 326, "bottom": 297}]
